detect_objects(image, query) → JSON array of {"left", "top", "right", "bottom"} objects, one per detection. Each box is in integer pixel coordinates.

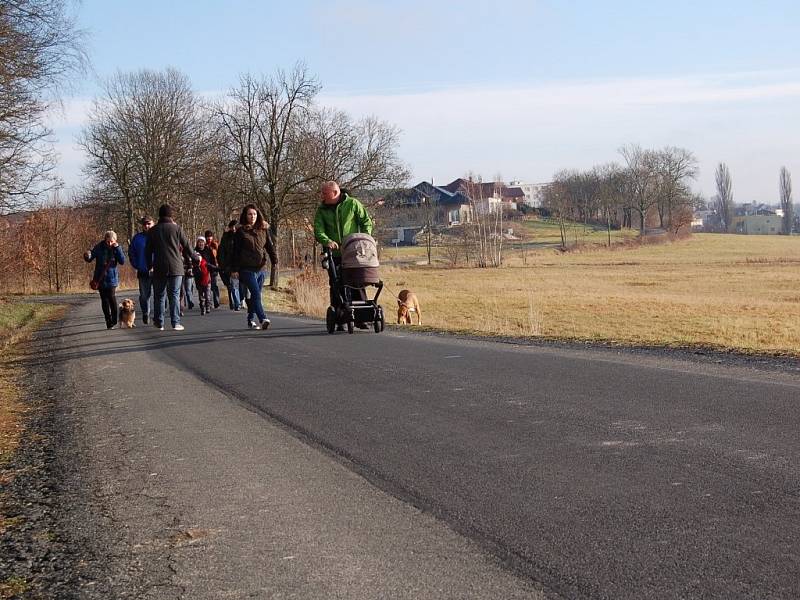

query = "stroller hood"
[{"left": 341, "top": 233, "right": 380, "bottom": 269}]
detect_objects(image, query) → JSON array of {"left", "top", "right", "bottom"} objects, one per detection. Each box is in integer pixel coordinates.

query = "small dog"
[
  {"left": 118, "top": 298, "right": 136, "bottom": 328},
  {"left": 397, "top": 289, "right": 422, "bottom": 325}
]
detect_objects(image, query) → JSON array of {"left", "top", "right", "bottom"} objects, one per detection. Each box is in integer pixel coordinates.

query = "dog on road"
[
  {"left": 397, "top": 289, "right": 422, "bottom": 325},
  {"left": 118, "top": 298, "right": 136, "bottom": 328}
]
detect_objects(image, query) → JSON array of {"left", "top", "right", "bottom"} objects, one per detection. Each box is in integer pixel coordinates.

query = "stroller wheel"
[
  {"left": 326, "top": 306, "right": 336, "bottom": 334},
  {"left": 374, "top": 311, "right": 384, "bottom": 333},
  {"left": 346, "top": 320, "right": 355, "bottom": 334}
]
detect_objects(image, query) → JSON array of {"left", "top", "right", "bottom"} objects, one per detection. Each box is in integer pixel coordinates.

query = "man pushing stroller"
[{"left": 314, "top": 181, "right": 374, "bottom": 328}]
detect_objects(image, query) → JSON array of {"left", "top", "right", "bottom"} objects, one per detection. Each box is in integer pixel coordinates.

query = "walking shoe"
[
  {"left": 107, "top": 324, "right": 116, "bottom": 330},
  {"left": 248, "top": 320, "right": 257, "bottom": 329},
  {"left": 260, "top": 319, "right": 271, "bottom": 330},
  {"left": 173, "top": 324, "right": 185, "bottom": 331},
  {"left": 154, "top": 322, "right": 164, "bottom": 331},
  {"left": 234, "top": 307, "right": 241, "bottom": 312},
  {"left": 142, "top": 314, "right": 149, "bottom": 325}
]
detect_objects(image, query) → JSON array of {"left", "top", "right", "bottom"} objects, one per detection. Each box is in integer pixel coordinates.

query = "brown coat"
[{"left": 231, "top": 225, "right": 277, "bottom": 272}]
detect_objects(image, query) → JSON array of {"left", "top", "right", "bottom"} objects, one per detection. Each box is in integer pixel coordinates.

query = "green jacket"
[{"left": 314, "top": 192, "right": 373, "bottom": 253}]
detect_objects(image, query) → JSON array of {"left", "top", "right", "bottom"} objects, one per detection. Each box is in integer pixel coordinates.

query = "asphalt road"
[{"left": 45, "top": 300, "right": 800, "bottom": 598}]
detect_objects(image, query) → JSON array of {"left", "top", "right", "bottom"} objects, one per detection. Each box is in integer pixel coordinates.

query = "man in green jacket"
[
  {"left": 314, "top": 181, "right": 373, "bottom": 322},
  {"left": 314, "top": 181, "right": 373, "bottom": 253}
]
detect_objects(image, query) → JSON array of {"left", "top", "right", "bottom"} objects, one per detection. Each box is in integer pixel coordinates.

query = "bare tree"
[
  {"left": 595, "top": 163, "right": 625, "bottom": 245},
  {"left": 462, "top": 174, "right": 504, "bottom": 267},
  {"left": 780, "top": 166, "right": 793, "bottom": 235},
  {"left": 0, "top": 0, "right": 87, "bottom": 211},
  {"left": 80, "top": 68, "right": 207, "bottom": 240},
  {"left": 542, "top": 173, "right": 573, "bottom": 250},
  {"left": 300, "top": 108, "right": 409, "bottom": 191},
  {"left": 215, "top": 64, "right": 410, "bottom": 286},
  {"left": 619, "top": 144, "right": 660, "bottom": 236},
  {"left": 655, "top": 146, "right": 698, "bottom": 231},
  {"left": 714, "top": 162, "right": 734, "bottom": 232},
  {"left": 214, "top": 64, "right": 320, "bottom": 286}
]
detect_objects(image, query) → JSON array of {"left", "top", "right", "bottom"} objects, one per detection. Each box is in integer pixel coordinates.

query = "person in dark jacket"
[
  {"left": 204, "top": 229, "right": 221, "bottom": 308},
  {"left": 231, "top": 204, "right": 277, "bottom": 330},
  {"left": 193, "top": 236, "right": 220, "bottom": 315},
  {"left": 84, "top": 230, "right": 126, "bottom": 329},
  {"left": 217, "top": 220, "right": 241, "bottom": 311},
  {"left": 128, "top": 216, "right": 154, "bottom": 324},
  {"left": 145, "top": 204, "right": 193, "bottom": 331}
]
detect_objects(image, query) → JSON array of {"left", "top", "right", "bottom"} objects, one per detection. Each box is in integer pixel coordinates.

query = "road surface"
[{"left": 30, "top": 299, "right": 800, "bottom": 598}]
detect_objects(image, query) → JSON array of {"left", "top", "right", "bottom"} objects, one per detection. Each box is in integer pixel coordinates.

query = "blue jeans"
[
  {"left": 137, "top": 272, "right": 152, "bottom": 319},
  {"left": 210, "top": 273, "right": 220, "bottom": 308},
  {"left": 225, "top": 273, "right": 241, "bottom": 310},
  {"left": 239, "top": 270, "right": 266, "bottom": 323},
  {"left": 182, "top": 275, "right": 195, "bottom": 308},
  {"left": 153, "top": 275, "right": 183, "bottom": 327}
]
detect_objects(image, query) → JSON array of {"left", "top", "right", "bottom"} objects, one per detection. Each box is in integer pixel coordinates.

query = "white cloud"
[
  {"left": 319, "top": 70, "right": 800, "bottom": 200},
  {"left": 46, "top": 70, "right": 800, "bottom": 201}
]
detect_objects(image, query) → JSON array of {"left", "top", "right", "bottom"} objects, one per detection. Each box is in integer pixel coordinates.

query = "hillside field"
[{"left": 287, "top": 233, "right": 800, "bottom": 356}]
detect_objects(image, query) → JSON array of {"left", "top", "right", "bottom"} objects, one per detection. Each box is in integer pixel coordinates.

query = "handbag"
[{"left": 90, "top": 258, "right": 113, "bottom": 290}]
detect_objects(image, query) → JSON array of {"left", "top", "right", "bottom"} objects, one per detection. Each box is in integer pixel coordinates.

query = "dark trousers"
[
  {"left": 137, "top": 272, "right": 152, "bottom": 320},
  {"left": 99, "top": 286, "right": 118, "bottom": 328},
  {"left": 221, "top": 271, "right": 241, "bottom": 310}
]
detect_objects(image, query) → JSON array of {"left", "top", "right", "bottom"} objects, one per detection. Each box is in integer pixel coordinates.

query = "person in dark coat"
[
  {"left": 217, "top": 219, "right": 241, "bottom": 311},
  {"left": 204, "top": 229, "right": 221, "bottom": 308},
  {"left": 84, "top": 230, "right": 126, "bottom": 329},
  {"left": 230, "top": 204, "right": 277, "bottom": 330},
  {"left": 127, "top": 216, "right": 154, "bottom": 324},
  {"left": 145, "top": 204, "right": 193, "bottom": 331}
]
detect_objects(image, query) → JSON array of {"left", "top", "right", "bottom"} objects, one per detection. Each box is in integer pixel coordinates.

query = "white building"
[{"left": 509, "top": 180, "right": 550, "bottom": 208}]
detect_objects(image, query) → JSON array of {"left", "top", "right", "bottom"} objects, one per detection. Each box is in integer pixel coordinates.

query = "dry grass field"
[{"left": 288, "top": 234, "right": 800, "bottom": 356}]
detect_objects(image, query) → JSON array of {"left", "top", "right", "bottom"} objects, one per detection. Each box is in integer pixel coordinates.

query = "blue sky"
[{"left": 49, "top": 0, "right": 800, "bottom": 202}]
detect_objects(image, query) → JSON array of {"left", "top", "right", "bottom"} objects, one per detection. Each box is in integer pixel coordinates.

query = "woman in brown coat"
[{"left": 230, "top": 204, "right": 277, "bottom": 329}]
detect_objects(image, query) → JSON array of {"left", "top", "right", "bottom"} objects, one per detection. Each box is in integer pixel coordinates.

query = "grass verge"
[{"left": 0, "top": 299, "right": 63, "bottom": 467}]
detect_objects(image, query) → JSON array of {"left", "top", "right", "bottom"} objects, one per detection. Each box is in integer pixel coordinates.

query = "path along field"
[{"left": 289, "top": 233, "right": 800, "bottom": 356}]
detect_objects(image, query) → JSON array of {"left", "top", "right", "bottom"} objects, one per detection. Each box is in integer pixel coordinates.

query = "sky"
[{"left": 47, "top": 0, "right": 800, "bottom": 203}]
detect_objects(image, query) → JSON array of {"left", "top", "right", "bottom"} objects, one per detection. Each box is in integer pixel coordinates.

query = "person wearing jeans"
[
  {"left": 231, "top": 204, "right": 277, "bottom": 330},
  {"left": 152, "top": 275, "right": 183, "bottom": 329},
  {"left": 145, "top": 204, "right": 193, "bottom": 331},
  {"left": 128, "top": 216, "right": 154, "bottom": 324}
]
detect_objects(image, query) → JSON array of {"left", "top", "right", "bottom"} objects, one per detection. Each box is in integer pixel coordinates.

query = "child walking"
[{"left": 193, "top": 236, "right": 218, "bottom": 315}]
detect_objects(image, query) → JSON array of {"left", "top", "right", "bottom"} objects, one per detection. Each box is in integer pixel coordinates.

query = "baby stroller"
[{"left": 322, "top": 233, "right": 385, "bottom": 334}]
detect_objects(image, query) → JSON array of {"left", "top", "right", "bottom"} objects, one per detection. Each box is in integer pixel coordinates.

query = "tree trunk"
[{"left": 269, "top": 220, "right": 279, "bottom": 288}]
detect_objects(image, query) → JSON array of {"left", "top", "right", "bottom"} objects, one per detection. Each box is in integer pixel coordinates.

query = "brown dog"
[
  {"left": 397, "top": 289, "right": 422, "bottom": 325},
  {"left": 118, "top": 298, "right": 136, "bottom": 328}
]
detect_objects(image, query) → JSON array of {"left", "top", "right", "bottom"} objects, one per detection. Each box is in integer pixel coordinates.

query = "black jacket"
[
  {"left": 231, "top": 225, "right": 277, "bottom": 272},
  {"left": 217, "top": 230, "right": 234, "bottom": 270},
  {"left": 145, "top": 218, "right": 193, "bottom": 277}
]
